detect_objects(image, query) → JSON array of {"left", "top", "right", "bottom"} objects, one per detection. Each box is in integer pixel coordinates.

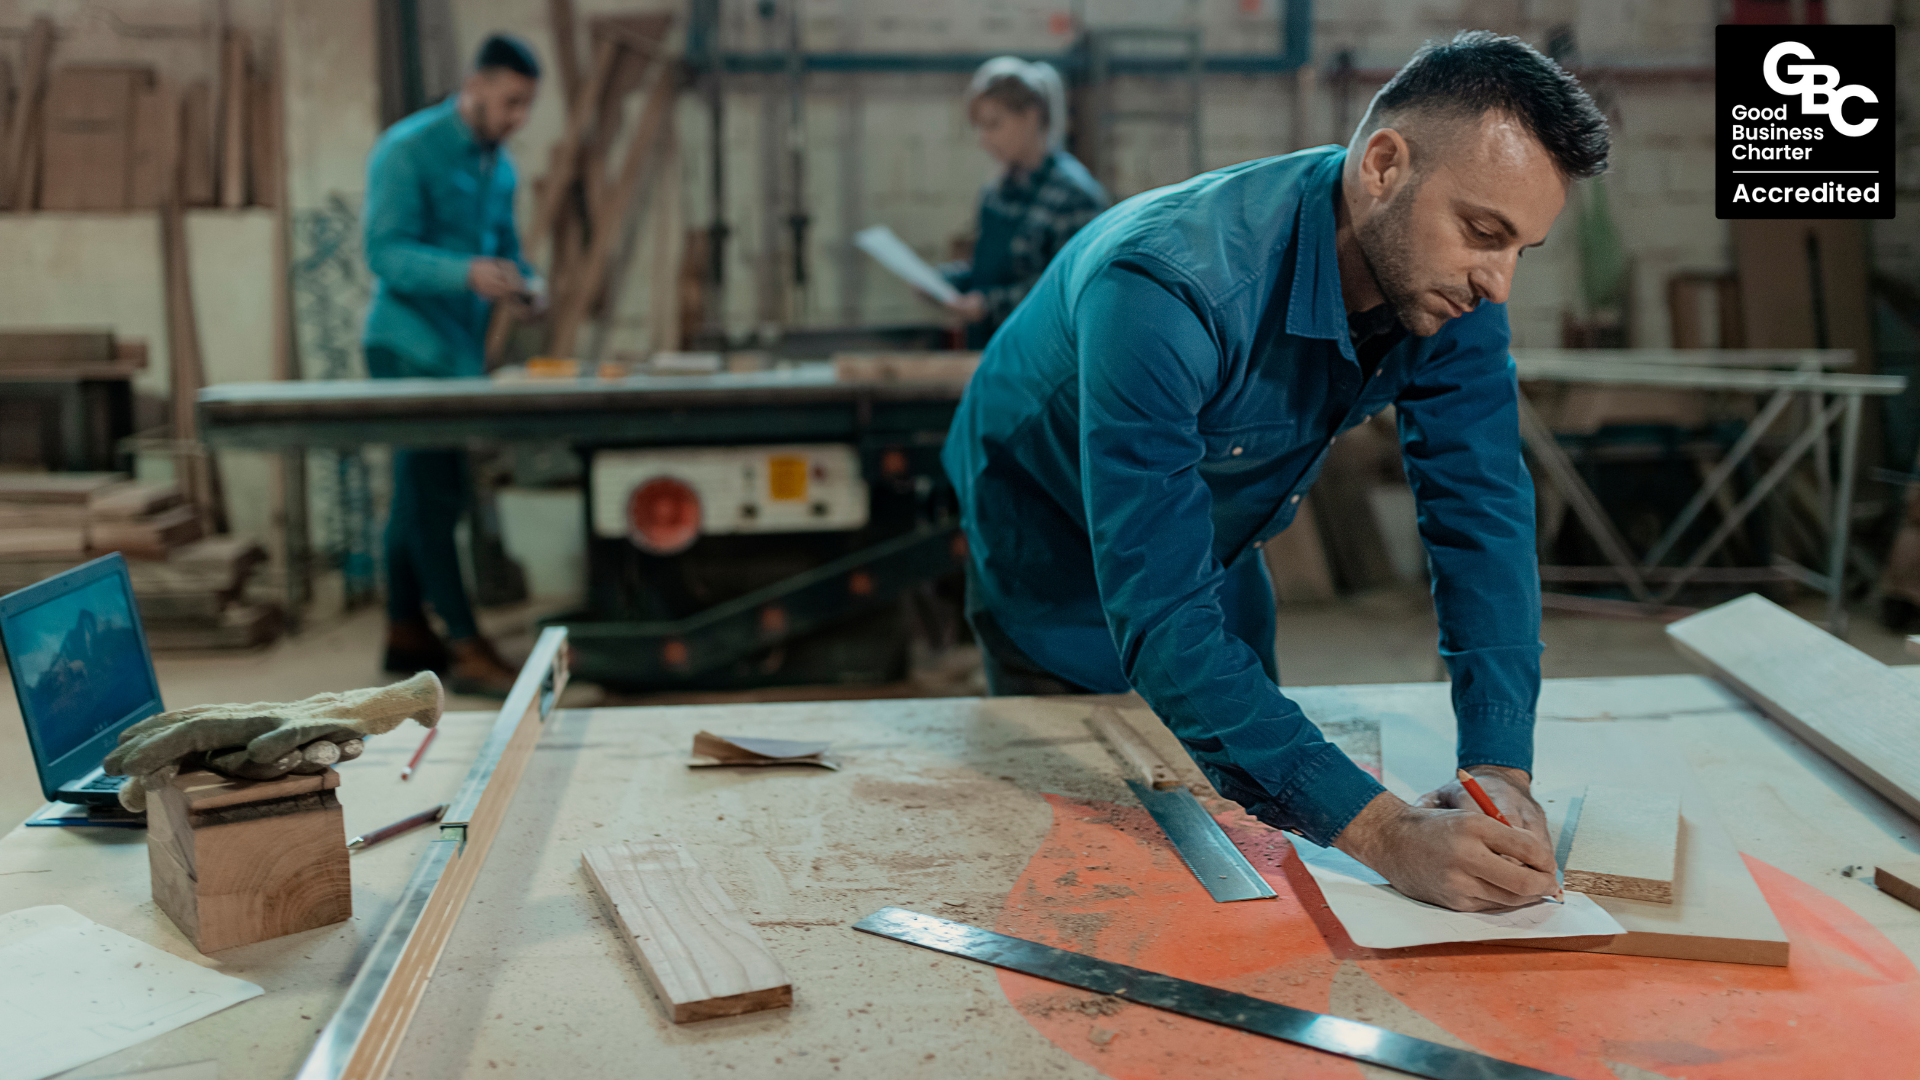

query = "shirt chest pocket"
[{"left": 1198, "top": 423, "right": 1297, "bottom": 474}]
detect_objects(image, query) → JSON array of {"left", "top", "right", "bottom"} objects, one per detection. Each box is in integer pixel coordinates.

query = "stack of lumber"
[
  {"left": 488, "top": 10, "right": 677, "bottom": 364},
  {"left": 0, "top": 475, "right": 278, "bottom": 650},
  {"left": 1, "top": 16, "right": 278, "bottom": 212}
]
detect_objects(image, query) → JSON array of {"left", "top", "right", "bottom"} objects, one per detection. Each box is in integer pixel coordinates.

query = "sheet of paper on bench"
[
  {"left": 1286, "top": 836, "right": 1624, "bottom": 950},
  {"left": 854, "top": 225, "right": 960, "bottom": 304},
  {"left": 0, "top": 905, "right": 263, "bottom": 1080}
]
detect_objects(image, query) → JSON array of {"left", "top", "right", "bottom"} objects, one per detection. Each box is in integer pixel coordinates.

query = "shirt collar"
[
  {"left": 439, "top": 97, "right": 489, "bottom": 153},
  {"left": 1283, "top": 150, "right": 1356, "bottom": 351}
]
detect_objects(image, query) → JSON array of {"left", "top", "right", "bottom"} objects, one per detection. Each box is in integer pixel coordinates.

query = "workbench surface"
[{"left": 5, "top": 674, "right": 1920, "bottom": 1080}]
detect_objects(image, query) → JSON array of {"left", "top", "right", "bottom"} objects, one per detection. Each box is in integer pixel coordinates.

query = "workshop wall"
[{"left": 433, "top": 0, "right": 1907, "bottom": 357}]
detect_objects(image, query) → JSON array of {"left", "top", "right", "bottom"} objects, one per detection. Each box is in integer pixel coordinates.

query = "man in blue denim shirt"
[
  {"left": 362, "top": 35, "right": 541, "bottom": 696},
  {"left": 943, "top": 33, "right": 1610, "bottom": 911}
]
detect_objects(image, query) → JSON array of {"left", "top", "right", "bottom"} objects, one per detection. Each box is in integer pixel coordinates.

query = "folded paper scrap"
[
  {"left": 0, "top": 905, "right": 263, "bottom": 1080},
  {"left": 690, "top": 731, "right": 839, "bottom": 770},
  {"left": 1285, "top": 835, "right": 1625, "bottom": 950}
]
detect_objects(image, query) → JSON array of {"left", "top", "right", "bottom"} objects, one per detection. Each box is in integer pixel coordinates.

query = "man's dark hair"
[
  {"left": 1361, "top": 30, "right": 1608, "bottom": 179},
  {"left": 476, "top": 34, "right": 541, "bottom": 80}
]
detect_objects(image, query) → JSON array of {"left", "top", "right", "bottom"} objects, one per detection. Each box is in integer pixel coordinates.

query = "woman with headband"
[{"left": 941, "top": 57, "right": 1109, "bottom": 347}]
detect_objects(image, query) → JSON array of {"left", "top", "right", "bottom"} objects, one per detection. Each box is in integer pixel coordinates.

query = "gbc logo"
[{"left": 1763, "top": 41, "right": 1878, "bottom": 137}]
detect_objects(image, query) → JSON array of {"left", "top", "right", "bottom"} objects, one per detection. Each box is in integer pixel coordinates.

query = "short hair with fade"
[
  {"left": 476, "top": 33, "right": 541, "bottom": 79},
  {"left": 1358, "top": 30, "right": 1609, "bottom": 180}
]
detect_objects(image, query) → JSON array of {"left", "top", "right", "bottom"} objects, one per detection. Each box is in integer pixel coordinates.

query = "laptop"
[{"left": 0, "top": 553, "right": 164, "bottom": 807}]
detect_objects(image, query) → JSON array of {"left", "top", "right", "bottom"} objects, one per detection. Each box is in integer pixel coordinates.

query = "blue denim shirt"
[
  {"left": 361, "top": 98, "right": 532, "bottom": 378},
  {"left": 942, "top": 146, "right": 1542, "bottom": 846}
]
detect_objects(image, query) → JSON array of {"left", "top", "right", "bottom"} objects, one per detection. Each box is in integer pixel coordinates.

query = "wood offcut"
[
  {"left": 1877, "top": 864, "right": 1920, "bottom": 913},
  {"left": 582, "top": 840, "right": 792, "bottom": 1023},
  {"left": 1669, "top": 593, "right": 1920, "bottom": 823},
  {"left": 146, "top": 768, "right": 352, "bottom": 953},
  {"left": 1563, "top": 784, "right": 1681, "bottom": 904}
]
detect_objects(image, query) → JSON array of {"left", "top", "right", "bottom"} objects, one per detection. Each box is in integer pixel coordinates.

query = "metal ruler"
[
  {"left": 853, "top": 907, "right": 1574, "bottom": 1080},
  {"left": 1127, "top": 779, "right": 1276, "bottom": 902},
  {"left": 1086, "top": 705, "right": 1273, "bottom": 902}
]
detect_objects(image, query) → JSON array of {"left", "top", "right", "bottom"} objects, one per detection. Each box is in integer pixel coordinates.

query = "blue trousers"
[{"left": 367, "top": 347, "right": 478, "bottom": 641}]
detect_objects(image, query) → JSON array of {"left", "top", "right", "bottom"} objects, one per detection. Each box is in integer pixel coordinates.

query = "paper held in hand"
[{"left": 854, "top": 225, "right": 960, "bottom": 304}]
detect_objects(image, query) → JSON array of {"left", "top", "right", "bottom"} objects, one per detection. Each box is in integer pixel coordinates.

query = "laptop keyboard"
[{"left": 80, "top": 774, "right": 125, "bottom": 791}]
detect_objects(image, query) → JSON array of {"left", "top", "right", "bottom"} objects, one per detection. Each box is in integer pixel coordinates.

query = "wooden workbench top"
[{"left": 6, "top": 677, "right": 1920, "bottom": 1079}]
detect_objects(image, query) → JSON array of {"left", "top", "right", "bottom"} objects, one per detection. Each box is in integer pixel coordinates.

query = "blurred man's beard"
[{"left": 1355, "top": 177, "right": 1444, "bottom": 337}]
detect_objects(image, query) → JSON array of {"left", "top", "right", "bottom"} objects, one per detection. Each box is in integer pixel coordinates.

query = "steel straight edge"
[
  {"left": 295, "top": 627, "right": 571, "bottom": 1080},
  {"left": 1511, "top": 356, "right": 1906, "bottom": 394}
]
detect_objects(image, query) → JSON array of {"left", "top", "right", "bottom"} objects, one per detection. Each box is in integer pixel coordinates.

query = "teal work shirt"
[
  {"left": 942, "top": 146, "right": 1543, "bottom": 847},
  {"left": 361, "top": 98, "right": 531, "bottom": 378}
]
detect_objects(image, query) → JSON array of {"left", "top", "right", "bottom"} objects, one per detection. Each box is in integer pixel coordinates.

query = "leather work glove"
[{"left": 104, "top": 672, "right": 444, "bottom": 812}]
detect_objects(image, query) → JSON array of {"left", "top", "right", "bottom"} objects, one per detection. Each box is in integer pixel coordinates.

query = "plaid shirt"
[{"left": 944, "top": 150, "right": 1109, "bottom": 329}]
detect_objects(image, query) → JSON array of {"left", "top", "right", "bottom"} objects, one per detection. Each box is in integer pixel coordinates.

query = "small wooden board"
[
  {"left": 1564, "top": 784, "right": 1681, "bottom": 904},
  {"left": 582, "top": 840, "right": 792, "bottom": 1023},
  {"left": 1877, "top": 863, "right": 1920, "bottom": 912},
  {"left": 1670, "top": 594, "right": 1920, "bottom": 823}
]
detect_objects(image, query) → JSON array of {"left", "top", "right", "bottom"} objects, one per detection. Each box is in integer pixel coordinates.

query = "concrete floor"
[{"left": 3, "top": 586, "right": 1912, "bottom": 831}]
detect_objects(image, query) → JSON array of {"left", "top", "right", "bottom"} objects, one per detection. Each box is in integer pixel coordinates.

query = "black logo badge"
[{"left": 1716, "top": 24, "right": 1894, "bottom": 219}]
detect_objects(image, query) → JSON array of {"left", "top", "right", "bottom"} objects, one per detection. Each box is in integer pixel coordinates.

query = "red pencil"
[
  {"left": 400, "top": 726, "right": 439, "bottom": 781},
  {"left": 1455, "top": 768, "right": 1512, "bottom": 825},
  {"left": 1456, "top": 768, "right": 1563, "bottom": 903}
]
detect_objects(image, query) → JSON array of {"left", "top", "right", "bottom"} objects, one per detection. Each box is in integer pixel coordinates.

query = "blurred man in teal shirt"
[{"left": 363, "top": 34, "right": 540, "bottom": 696}]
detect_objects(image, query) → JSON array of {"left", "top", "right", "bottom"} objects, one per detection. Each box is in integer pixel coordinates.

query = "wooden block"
[
  {"left": 581, "top": 840, "right": 792, "bottom": 1022},
  {"left": 178, "top": 81, "right": 215, "bottom": 206},
  {"left": 1563, "top": 784, "right": 1681, "bottom": 904},
  {"left": 1087, "top": 704, "right": 1179, "bottom": 790},
  {"left": 1669, "top": 593, "right": 1920, "bottom": 823},
  {"left": 0, "top": 503, "right": 88, "bottom": 528},
  {"left": 39, "top": 65, "right": 149, "bottom": 211},
  {"left": 1875, "top": 864, "right": 1920, "bottom": 912},
  {"left": 146, "top": 768, "right": 352, "bottom": 953},
  {"left": 90, "top": 480, "right": 185, "bottom": 519},
  {"left": 91, "top": 504, "right": 203, "bottom": 559}
]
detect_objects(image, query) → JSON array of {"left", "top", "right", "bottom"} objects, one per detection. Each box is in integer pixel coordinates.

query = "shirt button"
[
  {"left": 1290, "top": 494, "right": 1301, "bottom": 504},
  {"left": 1230, "top": 446, "right": 1244, "bottom": 456}
]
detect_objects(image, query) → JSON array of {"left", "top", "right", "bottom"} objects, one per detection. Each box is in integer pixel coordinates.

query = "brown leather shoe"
[
  {"left": 384, "top": 616, "right": 450, "bottom": 675},
  {"left": 446, "top": 636, "right": 520, "bottom": 698}
]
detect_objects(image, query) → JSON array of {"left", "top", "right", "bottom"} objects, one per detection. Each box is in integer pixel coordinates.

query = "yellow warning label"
[{"left": 768, "top": 456, "right": 808, "bottom": 501}]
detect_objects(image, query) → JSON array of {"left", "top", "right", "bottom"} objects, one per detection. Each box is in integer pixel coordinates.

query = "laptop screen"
[{"left": 1, "top": 555, "right": 161, "bottom": 782}]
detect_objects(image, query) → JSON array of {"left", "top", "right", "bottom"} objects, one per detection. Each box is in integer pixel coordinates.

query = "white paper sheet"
[
  {"left": 0, "top": 906, "right": 263, "bottom": 1080},
  {"left": 1286, "top": 836, "right": 1625, "bottom": 950},
  {"left": 853, "top": 225, "right": 961, "bottom": 304}
]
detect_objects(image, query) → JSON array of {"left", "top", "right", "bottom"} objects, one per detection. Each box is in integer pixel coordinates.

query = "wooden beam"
[
  {"left": 1563, "top": 784, "right": 1681, "bottom": 904},
  {"left": 1669, "top": 593, "right": 1920, "bottom": 823},
  {"left": 6, "top": 16, "right": 55, "bottom": 210},
  {"left": 219, "top": 29, "right": 250, "bottom": 208},
  {"left": 1087, "top": 704, "right": 1179, "bottom": 790},
  {"left": 582, "top": 840, "right": 793, "bottom": 1023},
  {"left": 528, "top": 37, "right": 621, "bottom": 270},
  {"left": 546, "top": 0, "right": 582, "bottom": 105},
  {"left": 546, "top": 55, "right": 677, "bottom": 358}
]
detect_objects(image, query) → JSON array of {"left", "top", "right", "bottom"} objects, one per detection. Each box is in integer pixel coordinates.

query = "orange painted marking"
[{"left": 996, "top": 794, "right": 1920, "bottom": 1080}]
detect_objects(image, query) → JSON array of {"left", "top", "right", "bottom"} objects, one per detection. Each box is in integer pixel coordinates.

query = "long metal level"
[{"left": 853, "top": 907, "right": 1573, "bottom": 1080}]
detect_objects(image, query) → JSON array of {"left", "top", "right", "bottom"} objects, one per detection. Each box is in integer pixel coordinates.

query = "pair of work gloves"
[{"left": 104, "top": 671, "right": 445, "bottom": 812}]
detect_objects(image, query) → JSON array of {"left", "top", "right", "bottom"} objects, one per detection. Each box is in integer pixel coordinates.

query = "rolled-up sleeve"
[
  {"left": 1077, "top": 260, "right": 1385, "bottom": 846},
  {"left": 1394, "top": 306, "right": 1542, "bottom": 775},
  {"left": 363, "top": 143, "right": 474, "bottom": 296}
]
